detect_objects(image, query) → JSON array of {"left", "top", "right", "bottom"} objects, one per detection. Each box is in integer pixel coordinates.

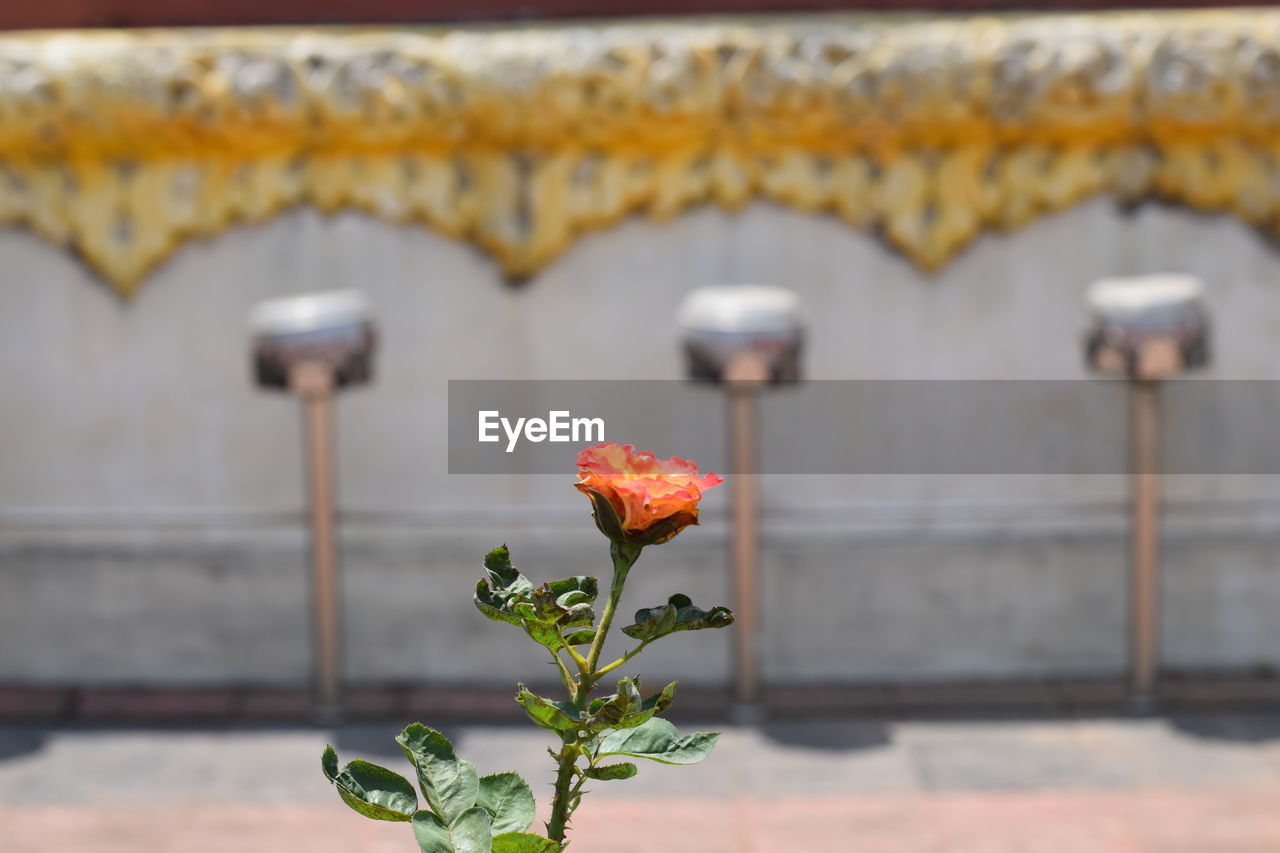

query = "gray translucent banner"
[{"left": 447, "top": 380, "right": 1280, "bottom": 475}]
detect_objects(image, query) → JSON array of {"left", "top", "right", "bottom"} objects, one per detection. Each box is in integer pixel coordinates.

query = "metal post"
[
  {"left": 725, "top": 352, "right": 767, "bottom": 718},
  {"left": 1129, "top": 378, "right": 1160, "bottom": 703},
  {"left": 1084, "top": 275, "right": 1205, "bottom": 707},
  {"left": 291, "top": 362, "right": 343, "bottom": 720}
]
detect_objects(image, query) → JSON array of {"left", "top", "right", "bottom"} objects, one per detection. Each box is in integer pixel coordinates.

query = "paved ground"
[{"left": 2, "top": 714, "right": 1279, "bottom": 851}]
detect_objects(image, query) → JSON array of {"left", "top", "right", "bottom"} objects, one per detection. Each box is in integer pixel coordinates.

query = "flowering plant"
[{"left": 322, "top": 443, "right": 732, "bottom": 851}]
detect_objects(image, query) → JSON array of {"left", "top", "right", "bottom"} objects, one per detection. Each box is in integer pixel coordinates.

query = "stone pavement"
[{"left": 2, "top": 714, "right": 1279, "bottom": 851}]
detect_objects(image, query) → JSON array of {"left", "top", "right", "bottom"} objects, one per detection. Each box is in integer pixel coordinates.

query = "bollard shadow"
[
  {"left": 1166, "top": 713, "right": 1280, "bottom": 743},
  {"left": 0, "top": 725, "right": 49, "bottom": 763},
  {"left": 761, "top": 719, "right": 891, "bottom": 752}
]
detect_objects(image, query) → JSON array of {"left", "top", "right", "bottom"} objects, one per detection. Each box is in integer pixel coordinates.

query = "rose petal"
[{"left": 574, "top": 442, "right": 722, "bottom": 536}]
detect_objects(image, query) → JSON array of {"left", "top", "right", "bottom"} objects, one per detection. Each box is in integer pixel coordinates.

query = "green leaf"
[
  {"left": 622, "top": 594, "right": 734, "bottom": 642},
  {"left": 492, "top": 832, "right": 563, "bottom": 853},
  {"left": 448, "top": 806, "right": 494, "bottom": 853},
  {"left": 321, "top": 744, "right": 339, "bottom": 778},
  {"left": 584, "top": 679, "right": 677, "bottom": 732},
  {"left": 485, "top": 546, "right": 532, "bottom": 596},
  {"left": 562, "top": 628, "right": 596, "bottom": 646},
  {"left": 473, "top": 546, "right": 599, "bottom": 651},
  {"left": 583, "top": 762, "right": 638, "bottom": 781},
  {"left": 596, "top": 717, "right": 719, "bottom": 765},
  {"left": 522, "top": 619, "right": 567, "bottom": 651},
  {"left": 582, "top": 678, "right": 643, "bottom": 731},
  {"left": 474, "top": 546, "right": 534, "bottom": 627},
  {"left": 535, "top": 577, "right": 598, "bottom": 625},
  {"left": 396, "top": 724, "right": 480, "bottom": 825},
  {"left": 411, "top": 807, "right": 493, "bottom": 853},
  {"left": 643, "top": 680, "right": 678, "bottom": 715},
  {"left": 321, "top": 747, "right": 417, "bottom": 822},
  {"left": 475, "top": 579, "right": 525, "bottom": 626},
  {"left": 413, "top": 811, "right": 454, "bottom": 853},
  {"left": 620, "top": 680, "right": 678, "bottom": 730},
  {"left": 515, "top": 685, "right": 581, "bottom": 734},
  {"left": 477, "top": 772, "right": 535, "bottom": 835}
]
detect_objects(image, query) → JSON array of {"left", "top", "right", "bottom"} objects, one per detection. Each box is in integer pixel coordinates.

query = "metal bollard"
[
  {"left": 249, "top": 290, "right": 377, "bottom": 721},
  {"left": 677, "top": 286, "right": 804, "bottom": 721},
  {"left": 1084, "top": 274, "right": 1208, "bottom": 705}
]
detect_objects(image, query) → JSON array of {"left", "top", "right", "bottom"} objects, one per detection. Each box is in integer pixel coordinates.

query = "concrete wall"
[{"left": 3, "top": 198, "right": 1280, "bottom": 686}]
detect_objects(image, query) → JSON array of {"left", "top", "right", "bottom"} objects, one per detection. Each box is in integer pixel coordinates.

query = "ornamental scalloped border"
[{"left": 3, "top": 11, "right": 1280, "bottom": 294}]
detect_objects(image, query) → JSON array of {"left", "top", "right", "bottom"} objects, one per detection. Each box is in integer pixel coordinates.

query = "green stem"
[
  {"left": 547, "top": 540, "right": 643, "bottom": 845},
  {"left": 565, "top": 645, "right": 591, "bottom": 675},
  {"left": 546, "top": 744, "right": 579, "bottom": 843},
  {"left": 550, "top": 650, "right": 577, "bottom": 695},
  {"left": 592, "top": 640, "right": 652, "bottom": 680},
  {"left": 584, "top": 542, "right": 642, "bottom": 679}
]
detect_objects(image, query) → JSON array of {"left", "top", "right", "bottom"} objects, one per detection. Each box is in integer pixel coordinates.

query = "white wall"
[{"left": 2, "top": 198, "right": 1279, "bottom": 684}]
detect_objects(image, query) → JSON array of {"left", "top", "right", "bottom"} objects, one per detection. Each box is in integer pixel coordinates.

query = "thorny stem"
[
  {"left": 546, "top": 540, "right": 644, "bottom": 843},
  {"left": 546, "top": 743, "right": 579, "bottom": 843}
]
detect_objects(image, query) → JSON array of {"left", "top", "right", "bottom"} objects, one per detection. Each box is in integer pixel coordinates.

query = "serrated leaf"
[
  {"left": 492, "top": 832, "right": 563, "bottom": 853},
  {"left": 583, "top": 762, "right": 638, "bottom": 781},
  {"left": 622, "top": 593, "right": 734, "bottom": 642},
  {"left": 413, "top": 810, "right": 454, "bottom": 853},
  {"left": 396, "top": 724, "right": 479, "bottom": 825},
  {"left": 515, "top": 685, "right": 581, "bottom": 734},
  {"left": 596, "top": 717, "right": 719, "bottom": 765},
  {"left": 321, "top": 745, "right": 339, "bottom": 778},
  {"left": 411, "top": 806, "right": 493, "bottom": 853},
  {"left": 477, "top": 772, "right": 535, "bottom": 835},
  {"left": 448, "top": 806, "right": 493, "bottom": 853},
  {"left": 321, "top": 748, "right": 417, "bottom": 822}
]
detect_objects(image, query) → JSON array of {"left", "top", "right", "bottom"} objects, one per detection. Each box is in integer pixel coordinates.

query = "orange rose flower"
[{"left": 575, "top": 442, "right": 724, "bottom": 546}]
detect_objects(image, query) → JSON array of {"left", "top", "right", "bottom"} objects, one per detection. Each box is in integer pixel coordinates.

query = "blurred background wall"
[
  {"left": 2, "top": 8, "right": 1280, "bottom": 693},
  {"left": 5, "top": 199, "right": 1280, "bottom": 688}
]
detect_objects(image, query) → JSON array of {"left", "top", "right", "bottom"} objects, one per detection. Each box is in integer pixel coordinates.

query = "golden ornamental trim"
[{"left": 4, "top": 11, "right": 1280, "bottom": 293}]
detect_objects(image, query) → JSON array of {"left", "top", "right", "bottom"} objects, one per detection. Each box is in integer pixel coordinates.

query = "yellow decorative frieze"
[{"left": 3, "top": 11, "right": 1280, "bottom": 293}]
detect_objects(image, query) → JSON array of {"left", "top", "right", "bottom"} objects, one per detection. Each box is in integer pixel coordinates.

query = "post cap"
[
  {"left": 249, "top": 290, "right": 371, "bottom": 338},
  {"left": 677, "top": 285, "right": 804, "bottom": 384},
  {"left": 1084, "top": 274, "right": 1208, "bottom": 379},
  {"left": 1085, "top": 274, "right": 1204, "bottom": 326},
  {"left": 677, "top": 285, "right": 803, "bottom": 336},
  {"left": 249, "top": 290, "right": 376, "bottom": 391}
]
